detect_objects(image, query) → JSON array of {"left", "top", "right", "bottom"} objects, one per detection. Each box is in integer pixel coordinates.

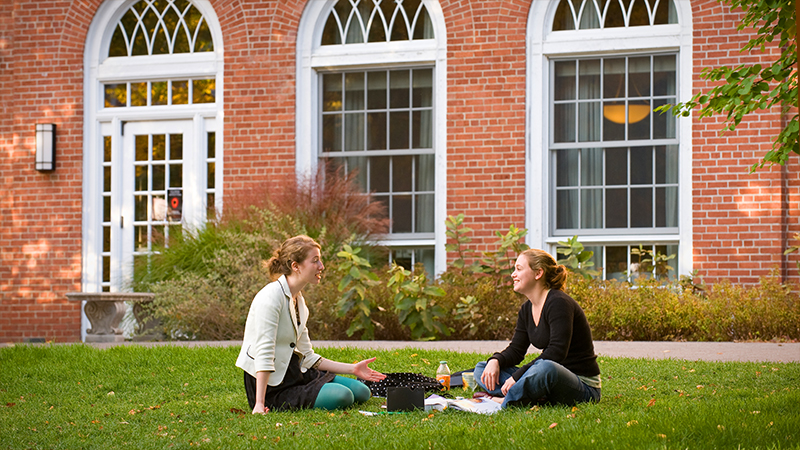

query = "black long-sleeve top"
[{"left": 490, "top": 289, "right": 600, "bottom": 381}]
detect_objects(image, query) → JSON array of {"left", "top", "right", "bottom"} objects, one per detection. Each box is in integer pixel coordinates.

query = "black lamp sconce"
[{"left": 35, "top": 124, "right": 56, "bottom": 171}]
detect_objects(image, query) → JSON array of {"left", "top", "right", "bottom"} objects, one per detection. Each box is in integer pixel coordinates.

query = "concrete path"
[{"left": 73, "top": 340, "right": 800, "bottom": 363}]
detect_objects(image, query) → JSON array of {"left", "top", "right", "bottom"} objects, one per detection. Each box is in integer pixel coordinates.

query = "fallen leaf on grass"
[
  {"left": 229, "top": 408, "right": 247, "bottom": 415},
  {"left": 549, "top": 423, "right": 558, "bottom": 429},
  {"left": 647, "top": 399, "right": 656, "bottom": 407}
]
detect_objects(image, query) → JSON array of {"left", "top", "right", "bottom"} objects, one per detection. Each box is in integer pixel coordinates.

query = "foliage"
[
  {"left": 2, "top": 345, "right": 799, "bottom": 450},
  {"left": 387, "top": 263, "right": 449, "bottom": 340},
  {"left": 556, "top": 235, "right": 601, "bottom": 280},
  {"left": 444, "top": 214, "right": 474, "bottom": 269},
  {"left": 476, "top": 225, "right": 530, "bottom": 285},
  {"left": 132, "top": 168, "right": 388, "bottom": 340},
  {"left": 335, "top": 244, "right": 381, "bottom": 340},
  {"left": 657, "top": 0, "right": 797, "bottom": 172},
  {"left": 570, "top": 270, "right": 800, "bottom": 342}
]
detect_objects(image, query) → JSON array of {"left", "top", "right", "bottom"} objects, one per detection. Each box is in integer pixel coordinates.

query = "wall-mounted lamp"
[
  {"left": 603, "top": 104, "right": 651, "bottom": 124},
  {"left": 35, "top": 124, "right": 56, "bottom": 171}
]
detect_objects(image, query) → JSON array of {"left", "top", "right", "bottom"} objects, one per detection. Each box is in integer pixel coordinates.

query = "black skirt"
[{"left": 244, "top": 353, "right": 335, "bottom": 411}]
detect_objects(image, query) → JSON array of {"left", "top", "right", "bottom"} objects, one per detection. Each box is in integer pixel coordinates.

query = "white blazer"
[{"left": 235, "top": 275, "right": 322, "bottom": 386}]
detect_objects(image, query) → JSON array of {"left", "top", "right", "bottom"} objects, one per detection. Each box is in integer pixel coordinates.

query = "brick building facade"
[{"left": 1, "top": 0, "right": 796, "bottom": 343}]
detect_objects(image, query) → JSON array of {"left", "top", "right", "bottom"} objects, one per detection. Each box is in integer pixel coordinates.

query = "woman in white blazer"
[{"left": 236, "top": 235, "right": 385, "bottom": 414}]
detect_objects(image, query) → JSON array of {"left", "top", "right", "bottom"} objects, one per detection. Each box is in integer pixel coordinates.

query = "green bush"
[
  {"left": 133, "top": 168, "right": 389, "bottom": 341},
  {"left": 135, "top": 200, "right": 800, "bottom": 343}
]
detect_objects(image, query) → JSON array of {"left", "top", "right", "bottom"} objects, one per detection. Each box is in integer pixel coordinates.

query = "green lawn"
[{"left": 1, "top": 344, "right": 798, "bottom": 449}]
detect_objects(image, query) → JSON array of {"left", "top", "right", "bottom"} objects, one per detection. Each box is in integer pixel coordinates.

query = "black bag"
[{"left": 359, "top": 372, "right": 443, "bottom": 397}]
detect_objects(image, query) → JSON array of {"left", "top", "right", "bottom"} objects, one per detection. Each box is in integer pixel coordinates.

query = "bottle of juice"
[{"left": 436, "top": 361, "right": 451, "bottom": 390}]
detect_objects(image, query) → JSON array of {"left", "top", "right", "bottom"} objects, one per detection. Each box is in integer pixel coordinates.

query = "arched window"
[
  {"left": 527, "top": 0, "right": 692, "bottom": 281},
  {"left": 296, "top": 0, "right": 447, "bottom": 275},
  {"left": 83, "top": 0, "right": 223, "bottom": 300}
]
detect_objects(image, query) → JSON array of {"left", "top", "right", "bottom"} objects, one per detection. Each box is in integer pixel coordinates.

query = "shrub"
[{"left": 133, "top": 168, "right": 389, "bottom": 341}]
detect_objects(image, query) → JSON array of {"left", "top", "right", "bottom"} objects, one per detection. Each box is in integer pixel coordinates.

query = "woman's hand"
[
  {"left": 352, "top": 357, "right": 386, "bottom": 382},
  {"left": 500, "top": 377, "right": 516, "bottom": 396},
  {"left": 252, "top": 403, "right": 269, "bottom": 414},
  {"left": 481, "top": 359, "right": 501, "bottom": 391}
]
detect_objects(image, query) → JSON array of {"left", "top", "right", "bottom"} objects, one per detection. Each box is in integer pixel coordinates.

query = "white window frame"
[
  {"left": 526, "top": 0, "right": 694, "bottom": 276},
  {"left": 82, "top": 0, "right": 224, "bottom": 339},
  {"left": 296, "top": 0, "right": 448, "bottom": 275}
]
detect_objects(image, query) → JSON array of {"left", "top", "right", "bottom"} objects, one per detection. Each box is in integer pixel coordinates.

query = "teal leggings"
[{"left": 313, "top": 376, "right": 371, "bottom": 410}]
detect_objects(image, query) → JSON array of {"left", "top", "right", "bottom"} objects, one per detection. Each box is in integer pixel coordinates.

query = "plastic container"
[{"left": 436, "top": 361, "right": 451, "bottom": 390}]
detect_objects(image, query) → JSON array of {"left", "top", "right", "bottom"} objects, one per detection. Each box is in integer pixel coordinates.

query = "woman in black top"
[{"left": 473, "top": 249, "right": 601, "bottom": 407}]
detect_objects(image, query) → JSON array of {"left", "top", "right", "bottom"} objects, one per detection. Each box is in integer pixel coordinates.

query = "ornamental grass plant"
[{"left": 1, "top": 344, "right": 798, "bottom": 450}]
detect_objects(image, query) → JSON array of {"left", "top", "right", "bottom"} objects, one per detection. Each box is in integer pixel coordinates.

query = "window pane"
[
  {"left": 192, "top": 79, "right": 215, "bottom": 104},
  {"left": 655, "top": 145, "right": 679, "bottom": 184},
  {"left": 554, "top": 61, "right": 576, "bottom": 100},
  {"left": 415, "top": 194, "right": 435, "bottom": 232},
  {"left": 393, "top": 195, "right": 413, "bottom": 232},
  {"left": 389, "top": 70, "right": 409, "bottom": 108},
  {"left": 412, "top": 69, "right": 433, "bottom": 107},
  {"left": 170, "top": 134, "right": 183, "bottom": 160},
  {"left": 323, "top": 73, "right": 343, "bottom": 111},
  {"left": 556, "top": 189, "right": 578, "bottom": 229},
  {"left": 152, "top": 165, "right": 165, "bottom": 191},
  {"left": 603, "top": 58, "right": 625, "bottom": 99},
  {"left": 653, "top": 54, "right": 676, "bottom": 96},
  {"left": 605, "top": 147, "right": 627, "bottom": 185},
  {"left": 412, "top": 110, "right": 433, "bottom": 148},
  {"left": 344, "top": 112, "right": 364, "bottom": 150},
  {"left": 581, "top": 148, "right": 603, "bottom": 186},
  {"left": 131, "top": 82, "right": 147, "bottom": 106},
  {"left": 606, "top": 246, "right": 628, "bottom": 281},
  {"left": 653, "top": 98, "right": 676, "bottom": 139},
  {"left": 367, "top": 112, "right": 387, "bottom": 150},
  {"left": 389, "top": 111, "right": 409, "bottom": 149},
  {"left": 581, "top": 189, "right": 603, "bottom": 228},
  {"left": 171, "top": 80, "right": 188, "bottom": 105},
  {"left": 136, "top": 135, "right": 148, "bottom": 161},
  {"left": 579, "top": 59, "right": 600, "bottom": 99},
  {"left": 135, "top": 195, "right": 147, "bottom": 221},
  {"left": 605, "top": 188, "right": 627, "bottom": 228},
  {"left": 206, "top": 162, "right": 214, "bottom": 189},
  {"left": 630, "top": 187, "right": 652, "bottom": 227},
  {"left": 347, "top": 156, "right": 368, "bottom": 191},
  {"left": 416, "top": 154, "right": 435, "bottom": 191},
  {"left": 557, "top": 149, "right": 579, "bottom": 187},
  {"left": 554, "top": 103, "right": 576, "bottom": 143},
  {"left": 169, "top": 164, "right": 182, "bottom": 188},
  {"left": 367, "top": 71, "right": 386, "bottom": 110},
  {"left": 104, "top": 166, "right": 112, "bottom": 192},
  {"left": 603, "top": 101, "right": 626, "bottom": 140},
  {"left": 152, "top": 81, "right": 168, "bottom": 106},
  {"left": 345, "top": 72, "right": 365, "bottom": 111},
  {"left": 628, "top": 100, "right": 651, "bottom": 140},
  {"left": 628, "top": 57, "right": 651, "bottom": 97},
  {"left": 370, "top": 156, "right": 390, "bottom": 193},
  {"left": 393, "top": 156, "right": 413, "bottom": 192},
  {"left": 104, "top": 84, "right": 127, "bottom": 108},
  {"left": 322, "top": 114, "right": 342, "bottom": 152},
  {"left": 135, "top": 166, "right": 148, "bottom": 191},
  {"left": 578, "top": 102, "right": 601, "bottom": 142},
  {"left": 656, "top": 186, "right": 678, "bottom": 227},
  {"left": 152, "top": 135, "right": 166, "bottom": 161},
  {"left": 630, "top": 147, "right": 652, "bottom": 184}
]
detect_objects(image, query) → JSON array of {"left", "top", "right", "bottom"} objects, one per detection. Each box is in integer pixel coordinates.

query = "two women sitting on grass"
[{"left": 236, "top": 235, "right": 599, "bottom": 413}]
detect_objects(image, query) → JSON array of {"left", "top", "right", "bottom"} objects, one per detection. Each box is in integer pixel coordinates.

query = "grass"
[{"left": 1, "top": 344, "right": 798, "bottom": 450}]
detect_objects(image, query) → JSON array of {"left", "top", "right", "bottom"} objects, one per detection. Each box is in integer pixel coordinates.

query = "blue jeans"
[{"left": 473, "top": 359, "right": 600, "bottom": 408}]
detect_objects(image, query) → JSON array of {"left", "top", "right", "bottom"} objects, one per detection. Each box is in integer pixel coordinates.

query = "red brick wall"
[
  {"left": 0, "top": 0, "right": 795, "bottom": 343},
  {"left": 0, "top": 0, "right": 93, "bottom": 343},
  {"left": 690, "top": 0, "right": 797, "bottom": 285},
  {"left": 443, "top": 0, "right": 529, "bottom": 252}
]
